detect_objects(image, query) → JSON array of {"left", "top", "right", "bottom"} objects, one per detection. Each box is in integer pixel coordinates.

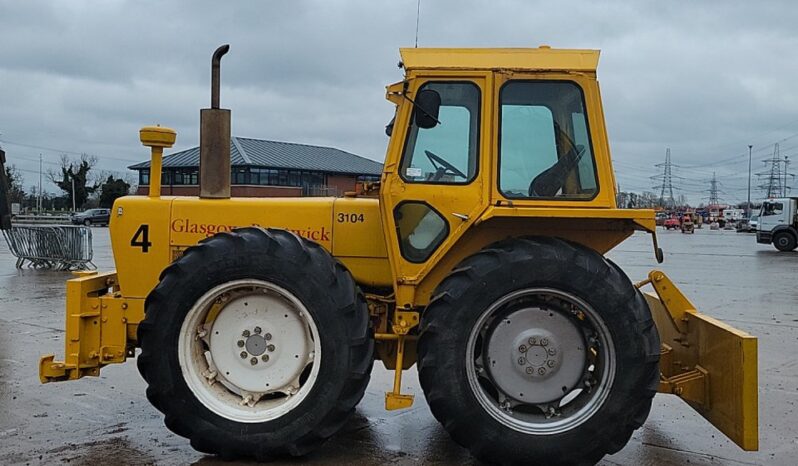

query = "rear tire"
[
  {"left": 773, "top": 231, "right": 797, "bottom": 252},
  {"left": 137, "top": 227, "right": 373, "bottom": 460},
  {"left": 417, "top": 237, "right": 659, "bottom": 465},
  {"left": 83, "top": 219, "right": 91, "bottom": 226}
]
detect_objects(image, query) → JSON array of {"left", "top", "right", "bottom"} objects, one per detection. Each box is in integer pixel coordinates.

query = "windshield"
[{"left": 400, "top": 82, "right": 480, "bottom": 184}]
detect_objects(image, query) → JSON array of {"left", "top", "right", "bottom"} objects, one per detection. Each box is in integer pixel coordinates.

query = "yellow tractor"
[{"left": 39, "top": 45, "right": 758, "bottom": 465}]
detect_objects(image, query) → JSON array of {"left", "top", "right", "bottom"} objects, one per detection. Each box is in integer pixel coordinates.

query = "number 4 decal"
[{"left": 131, "top": 224, "right": 152, "bottom": 253}]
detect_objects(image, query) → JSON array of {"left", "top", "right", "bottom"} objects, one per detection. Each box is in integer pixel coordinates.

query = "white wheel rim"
[
  {"left": 465, "top": 288, "right": 616, "bottom": 435},
  {"left": 178, "top": 279, "right": 321, "bottom": 423}
]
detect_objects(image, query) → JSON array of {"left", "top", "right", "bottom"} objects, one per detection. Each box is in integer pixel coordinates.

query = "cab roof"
[{"left": 399, "top": 47, "right": 600, "bottom": 72}]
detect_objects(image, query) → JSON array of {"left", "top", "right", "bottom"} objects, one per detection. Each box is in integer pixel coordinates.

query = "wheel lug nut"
[
  {"left": 548, "top": 348, "right": 557, "bottom": 356},
  {"left": 237, "top": 340, "right": 245, "bottom": 348},
  {"left": 250, "top": 357, "right": 258, "bottom": 365},
  {"left": 267, "top": 344, "right": 275, "bottom": 352},
  {"left": 525, "top": 367, "right": 534, "bottom": 374},
  {"left": 242, "top": 330, "right": 250, "bottom": 337},
  {"left": 538, "top": 367, "right": 546, "bottom": 375},
  {"left": 540, "top": 338, "right": 549, "bottom": 346},
  {"left": 517, "top": 357, "right": 525, "bottom": 365},
  {"left": 240, "top": 351, "right": 247, "bottom": 359},
  {"left": 261, "top": 354, "right": 269, "bottom": 362},
  {"left": 518, "top": 345, "right": 527, "bottom": 353},
  {"left": 254, "top": 326, "right": 261, "bottom": 334},
  {"left": 529, "top": 337, "right": 537, "bottom": 345},
  {"left": 264, "top": 333, "right": 272, "bottom": 341},
  {"left": 547, "top": 360, "right": 556, "bottom": 368}
]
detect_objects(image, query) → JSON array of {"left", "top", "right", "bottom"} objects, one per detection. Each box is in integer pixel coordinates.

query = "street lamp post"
[{"left": 747, "top": 144, "right": 753, "bottom": 218}]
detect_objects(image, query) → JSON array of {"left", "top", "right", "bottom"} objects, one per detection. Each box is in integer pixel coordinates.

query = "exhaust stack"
[{"left": 199, "top": 44, "right": 231, "bottom": 199}]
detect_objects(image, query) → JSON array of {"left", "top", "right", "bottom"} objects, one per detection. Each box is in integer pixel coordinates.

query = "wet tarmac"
[{"left": 0, "top": 227, "right": 795, "bottom": 465}]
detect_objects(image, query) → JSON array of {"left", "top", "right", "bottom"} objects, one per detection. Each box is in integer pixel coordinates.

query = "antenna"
[{"left": 415, "top": 0, "right": 422, "bottom": 48}]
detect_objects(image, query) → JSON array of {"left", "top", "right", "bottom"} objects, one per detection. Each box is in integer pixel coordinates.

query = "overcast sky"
[{"left": 2, "top": 0, "right": 798, "bottom": 205}]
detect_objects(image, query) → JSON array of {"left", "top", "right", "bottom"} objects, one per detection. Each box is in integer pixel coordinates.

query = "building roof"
[
  {"left": 399, "top": 47, "right": 600, "bottom": 72},
  {"left": 129, "top": 136, "right": 383, "bottom": 176}
]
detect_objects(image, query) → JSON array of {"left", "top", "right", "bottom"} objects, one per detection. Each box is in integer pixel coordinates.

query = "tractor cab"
[{"left": 379, "top": 47, "right": 659, "bottom": 308}]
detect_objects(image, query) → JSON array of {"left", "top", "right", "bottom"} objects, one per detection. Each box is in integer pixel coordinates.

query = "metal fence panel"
[{"left": 2, "top": 225, "right": 94, "bottom": 270}]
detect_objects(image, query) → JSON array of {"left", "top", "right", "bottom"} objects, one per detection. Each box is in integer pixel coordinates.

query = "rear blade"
[{"left": 642, "top": 270, "right": 758, "bottom": 451}]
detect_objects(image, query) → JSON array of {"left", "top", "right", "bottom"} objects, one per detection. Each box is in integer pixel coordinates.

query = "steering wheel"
[{"left": 424, "top": 150, "right": 467, "bottom": 180}]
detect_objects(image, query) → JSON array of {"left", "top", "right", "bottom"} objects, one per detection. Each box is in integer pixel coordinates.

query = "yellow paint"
[
  {"left": 643, "top": 271, "right": 758, "bottom": 451},
  {"left": 375, "top": 332, "right": 416, "bottom": 410},
  {"left": 41, "top": 46, "right": 757, "bottom": 452},
  {"left": 399, "top": 47, "right": 600, "bottom": 72},
  {"left": 110, "top": 196, "right": 174, "bottom": 298},
  {"left": 331, "top": 197, "right": 388, "bottom": 258},
  {"left": 139, "top": 125, "right": 176, "bottom": 198},
  {"left": 39, "top": 271, "right": 143, "bottom": 383}
]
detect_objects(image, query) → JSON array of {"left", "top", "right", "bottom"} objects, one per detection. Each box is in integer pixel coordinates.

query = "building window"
[
  {"left": 250, "top": 168, "right": 268, "bottom": 185},
  {"left": 266, "top": 169, "right": 277, "bottom": 185},
  {"left": 183, "top": 169, "right": 198, "bottom": 185},
  {"left": 301, "top": 171, "right": 324, "bottom": 188},
  {"left": 288, "top": 170, "right": 300, "bottom": 186},
  {"left": 160, "top": 168, "right": 200, "bottom": 185},
  {"left": 277, "top": 170, "right": 288, "bottom": 186},
  {"left": 137, "top": 166, "right": 379, "bottom": 194},
  {"left": 232, "top": 167, "right": 249, "bottom": 185}
]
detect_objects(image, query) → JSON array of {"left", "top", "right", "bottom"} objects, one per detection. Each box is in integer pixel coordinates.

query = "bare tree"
[{"left": 47, "top": 154, "right": 98, "bottom": 210}]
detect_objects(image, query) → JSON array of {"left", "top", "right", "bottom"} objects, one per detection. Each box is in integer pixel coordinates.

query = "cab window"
[
  {"left": 394, "top": 202, "right": 448, "bottom": 263},
  {"left": 762, "top": 202, "right": 783, "bottom": 216},
  {"left": 499, "top": 81, "right": 598, "bottom": 199},
  {"left": 400, "top": 82, "right": 480, "bottom": 184}
]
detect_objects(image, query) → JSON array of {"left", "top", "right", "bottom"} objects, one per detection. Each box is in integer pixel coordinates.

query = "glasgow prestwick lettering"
[{"left": 170, "top": 218, "right": 331, "bottom": 241}]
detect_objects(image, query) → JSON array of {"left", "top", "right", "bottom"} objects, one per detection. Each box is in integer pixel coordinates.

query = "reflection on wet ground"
[{"left": 0, "top": 228, "right": 794, "bottom": 465}]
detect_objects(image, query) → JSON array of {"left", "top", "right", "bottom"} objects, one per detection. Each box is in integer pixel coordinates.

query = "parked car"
[
  {"left": 71, "top": 208, "right": 110, "bottom": 226},
  {"left": 748, "top": 215, "right": 759, "bottom": 232},
  {"left": 663, "top": 217, "right": 680, "bottom": 230}
]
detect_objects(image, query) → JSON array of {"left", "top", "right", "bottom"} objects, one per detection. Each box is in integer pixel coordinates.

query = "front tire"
[
  {"left": 418, "top": 237, "right": 659, "bottom": 465},
  {"left": 83, "top": 219, "right": 91, "bottom": 226},
  {"left": 137, "top": 228, "right": 373, "bottom": 460},
  {"left": 773, "top": 231, "right": 797, "bottom": 251}
]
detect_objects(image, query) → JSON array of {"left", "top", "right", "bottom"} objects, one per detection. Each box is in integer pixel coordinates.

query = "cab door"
[
  {"left": 759, "top": 200, "right": 785, "bottom": 231},
  {"left": 380, "top": 75, "right": 491, "bottom": 308}
]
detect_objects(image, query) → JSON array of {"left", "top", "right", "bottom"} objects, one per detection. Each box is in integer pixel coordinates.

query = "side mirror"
[
  {"left": 414, "top": 89, "right": 441, "bottom": 129},
  {"left": 385, "top": 116, "right": 395, "bottom": 137}
]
